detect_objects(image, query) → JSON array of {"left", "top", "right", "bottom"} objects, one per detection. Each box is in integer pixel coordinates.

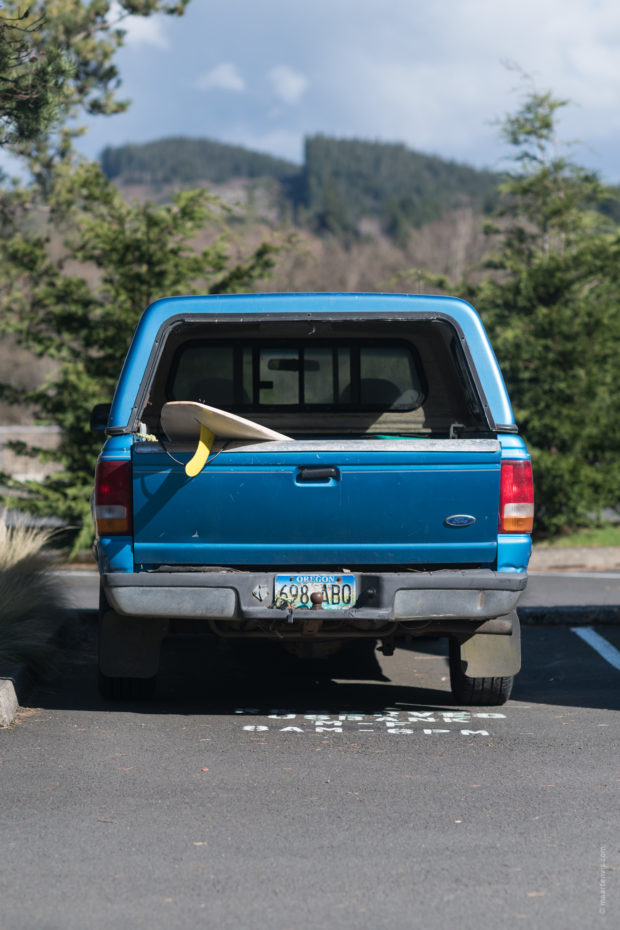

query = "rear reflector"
[
  {"left": 499, "top": 460, "right": 534, "bottom": 533},
  {"left": 94, "top": 460, "right": 132, "bottom": 535}
]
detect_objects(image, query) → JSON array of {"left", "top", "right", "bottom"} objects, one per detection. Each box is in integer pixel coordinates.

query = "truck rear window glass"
[{"left": 167, "top": 341, "right": 426, "bottom": 411}]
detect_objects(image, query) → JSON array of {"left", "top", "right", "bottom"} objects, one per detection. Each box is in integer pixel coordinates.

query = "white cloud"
[
  {"left": 196, "top": 63, "right": 246, "bottom": 93},
  {"left": 85, "top": 0, "right": 620, "bottom": 181},
  {"left": 110, "top": 2, "right": 168, "bottom": 48},
  {"left": 310, "top": 0, "right": 620, "bottom": 170},
  {"left": 267, "top": 65, "right": 308, "bottom": 104}
]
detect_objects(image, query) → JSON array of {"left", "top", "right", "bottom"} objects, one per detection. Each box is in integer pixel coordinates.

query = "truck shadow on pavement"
[
  {"left": 29, "top": 614, "right": 620, "bottom": 715},
  {"left": 35, "top": 622, "right": 460, "bottom": 715}
]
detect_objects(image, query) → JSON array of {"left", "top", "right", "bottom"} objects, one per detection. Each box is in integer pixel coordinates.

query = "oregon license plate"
[{"left": 274, "top": 573, "right": 356, "bottom": 610}]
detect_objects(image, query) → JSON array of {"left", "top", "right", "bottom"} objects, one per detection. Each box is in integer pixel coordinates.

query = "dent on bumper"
[{"left": 103, "top": 569, "right": 527, "bottom": 623}]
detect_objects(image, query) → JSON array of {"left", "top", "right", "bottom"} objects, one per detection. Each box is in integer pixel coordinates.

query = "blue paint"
[
  {"left": 97, "top": 537, "right": 133, "bottom": 573},
  {"left": 496, "top": 535, "right": 532, "bottom": 572},
  {"left": 108, "top": 293, "right": 515, "bottom": 430},
  {"left": 132, "top": 446, "right": 501, "bottom": 566},
  {"left": 96, "top": 293, "right": 532, "bottom": 577}
]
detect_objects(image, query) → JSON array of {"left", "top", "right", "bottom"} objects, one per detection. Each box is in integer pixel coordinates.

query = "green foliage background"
[
  {"left": 303, "top": 136, "right": 499, "bottom": 239},
  {"left": 101, "top": 134, "right": 501, "bottom": 242},
  {"left": 1, "top": 2, "right": 619, "bottom": 547},
  {"left": 0, "top": 1, "right": 282, "bottom": 554},
  {"left": 470, "top": 91, "right": 620, "bottom": 535},
  {"left": 101, "top": 137, "right": 299, "bottom": 185},
  {"left": 1, "top": 166, "right": 281, "bottom": 552}
]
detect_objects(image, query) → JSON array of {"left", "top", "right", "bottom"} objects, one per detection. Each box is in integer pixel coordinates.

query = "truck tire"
[
  {"left": 98, "top": 671, "right": 156, "bottom": 701},
  {"left": 449, "top": 637, "right": 514, "bottom": 705}
]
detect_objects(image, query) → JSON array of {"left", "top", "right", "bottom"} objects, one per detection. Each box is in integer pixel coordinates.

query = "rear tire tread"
[
  {"left": 451, "top": 672, "right": 513, "bottom": 705},
  {"left": 449, "top": 638, "right": 513, "bottom": 705}
]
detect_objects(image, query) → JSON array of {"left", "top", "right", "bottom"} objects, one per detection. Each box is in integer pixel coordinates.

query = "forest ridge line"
[{"left": 100, "top": 135, "right": 502, "bottom": 242}]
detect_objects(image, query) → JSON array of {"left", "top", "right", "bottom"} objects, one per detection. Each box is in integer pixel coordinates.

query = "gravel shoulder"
[{"left": 529, "top": 545, "right": 620, "bottom": 571}]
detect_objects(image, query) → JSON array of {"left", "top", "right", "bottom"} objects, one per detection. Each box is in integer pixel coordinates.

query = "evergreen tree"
[
  {"left": 0, "top": 1, "right": 284, "bottom": 554},
  {"left": 1, "top": 165, "right": 280, "bottom": 551},
  {"left": 474, "top": 90, "right": 620, "bottom": 535},
  {"left": 101, "top": 137, "right": 298, "bottom": 185},
  {"left": 1, "top": 1, "right": 188, "bottom": 156},
  {"left": 303, "top": 135, "right": 498, "bottom": 240},
  {"left": 0, "top": 8, "right": 69, "bottom": 146}
]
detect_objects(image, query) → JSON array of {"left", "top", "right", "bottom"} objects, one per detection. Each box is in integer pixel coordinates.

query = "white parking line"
[{"left": 571, "top": 627, "right": 620, "bottom": 671}]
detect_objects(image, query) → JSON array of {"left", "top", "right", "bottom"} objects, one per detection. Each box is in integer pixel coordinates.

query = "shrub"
[{"left": 0, "top": 512, "right": 67, "bottom": 677}]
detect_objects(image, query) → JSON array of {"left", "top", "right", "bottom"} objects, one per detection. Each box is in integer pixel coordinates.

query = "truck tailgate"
[{"left": 132, "top": 439, "right": 501, "bottom": 567}]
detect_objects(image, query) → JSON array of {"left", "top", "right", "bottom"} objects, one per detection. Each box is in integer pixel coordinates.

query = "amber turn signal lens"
[{"left": 499, "top": 460, "right": 534, "bottom": 533}]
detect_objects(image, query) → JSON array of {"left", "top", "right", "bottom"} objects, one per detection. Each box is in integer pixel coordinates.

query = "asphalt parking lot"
[{"left": 1, "top": 601, "right": 619, "bottom": 930}]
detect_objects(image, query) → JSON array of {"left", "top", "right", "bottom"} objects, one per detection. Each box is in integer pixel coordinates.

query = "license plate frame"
[{"left": 273, "top": 573, "right": 356, "bottom": 610}]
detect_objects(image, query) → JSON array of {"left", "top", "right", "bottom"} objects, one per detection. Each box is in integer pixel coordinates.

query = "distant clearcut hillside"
[
  {"left": 100, "top": 137, "right": 299, "bottom": 185},
  {"left": 100, "top": 135, "right": 501, "bottom": 239}
]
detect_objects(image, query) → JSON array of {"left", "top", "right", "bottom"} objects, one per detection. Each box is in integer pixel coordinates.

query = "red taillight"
[
  {"left": 94, "top": 460, "right": 132, "bottom": 535},
  {"left": 499, "top": 460, "right": 534, "bottom": 533}
]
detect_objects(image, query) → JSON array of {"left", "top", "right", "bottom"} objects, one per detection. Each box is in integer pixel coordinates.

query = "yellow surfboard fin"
[{"left": 185, "top": 423, "right": 215, "bottom": 477}]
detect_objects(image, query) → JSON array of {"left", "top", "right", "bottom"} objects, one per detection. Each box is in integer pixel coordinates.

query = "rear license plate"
[{"left": 274, "top": 573, "right": 356, "bottom": 610}]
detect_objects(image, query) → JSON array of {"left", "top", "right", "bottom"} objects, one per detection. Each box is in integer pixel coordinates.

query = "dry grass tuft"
[{"left": 0, "top": 512, "right": 67, "bottom": 677}]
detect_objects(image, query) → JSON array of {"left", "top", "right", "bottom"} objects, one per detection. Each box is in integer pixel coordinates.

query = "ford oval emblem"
[{"left": 445, "top": 514, "right": 476, "bottom": 527}]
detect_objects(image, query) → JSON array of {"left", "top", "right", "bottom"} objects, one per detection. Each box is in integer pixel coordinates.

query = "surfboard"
[
  {"left": 162, "top": 401, "right": 290, "bottom": 442},
  {"left": 161, "top": 401, "right": 291, "bottom": 477}
]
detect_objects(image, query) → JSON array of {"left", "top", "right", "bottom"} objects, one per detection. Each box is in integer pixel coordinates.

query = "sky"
[{"left": 79, "top": 0, "right": 620, "bottom": 181}]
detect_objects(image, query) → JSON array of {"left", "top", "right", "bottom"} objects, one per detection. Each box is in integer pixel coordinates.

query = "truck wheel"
[
  {"left": 449, "top": 638, "right": 514, "bottom": 705},
  {"left": 98, "top": 671, "right": 156, "bottom": 701}
]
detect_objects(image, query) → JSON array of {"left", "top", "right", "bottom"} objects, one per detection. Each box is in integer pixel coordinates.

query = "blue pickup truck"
[{"left": 92, "top": 293, "right": 533, "bottom": 704}]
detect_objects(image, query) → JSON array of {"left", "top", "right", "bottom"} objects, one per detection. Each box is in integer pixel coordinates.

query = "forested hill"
[
  {"left": 101, "top": 135, "right": 501, "bottom": 238},
  {"left": 303, "top": 136, "right": 499, "bottom": 238},
  {"left": 100, "top": 137, "right": 297, "bottom": 185}
]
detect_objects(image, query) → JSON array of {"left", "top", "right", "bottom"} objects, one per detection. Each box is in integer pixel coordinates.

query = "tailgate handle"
[{"left": 296, "top": 466, "right": 340, "bottom": 483}]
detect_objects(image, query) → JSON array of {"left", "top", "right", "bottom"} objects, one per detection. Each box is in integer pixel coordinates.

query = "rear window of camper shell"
[{"left": 166, "top": 340, "right": 427, "bottom": 412}]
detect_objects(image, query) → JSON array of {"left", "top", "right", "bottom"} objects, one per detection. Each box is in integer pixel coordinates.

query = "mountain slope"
[
  {"left": 101, "top": 137, "right": 299, "bottom": 185},
  {"left": 100, "top": 135, "right": 501, "bottom": 240}
]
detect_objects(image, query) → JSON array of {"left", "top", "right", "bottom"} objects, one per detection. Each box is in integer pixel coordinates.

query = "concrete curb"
[
  {"left": 54, "top": 551, "right": 620, "bottom": 573},
  {"left": 518, "top": 606, "right": 620, "bottom": 625},
  {"left": 0, "top": 611, "right": 77, "bottom": 728},
  {"left": 529, "top": 546, "right": 620, "bottom": 571},
  {"left": 0, "top": 680, "right": 17, "bottom": 727},
  {"left": 0, "top": 665, "right": 31, "bottom": 727}
]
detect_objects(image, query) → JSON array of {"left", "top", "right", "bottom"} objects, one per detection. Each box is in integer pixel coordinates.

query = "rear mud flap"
[
  {"left": 458, "top": 612, "right": 521, "bottom": 678},
  {"left": 99, "top": 611, "right": 169, "bottom": 678}
]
